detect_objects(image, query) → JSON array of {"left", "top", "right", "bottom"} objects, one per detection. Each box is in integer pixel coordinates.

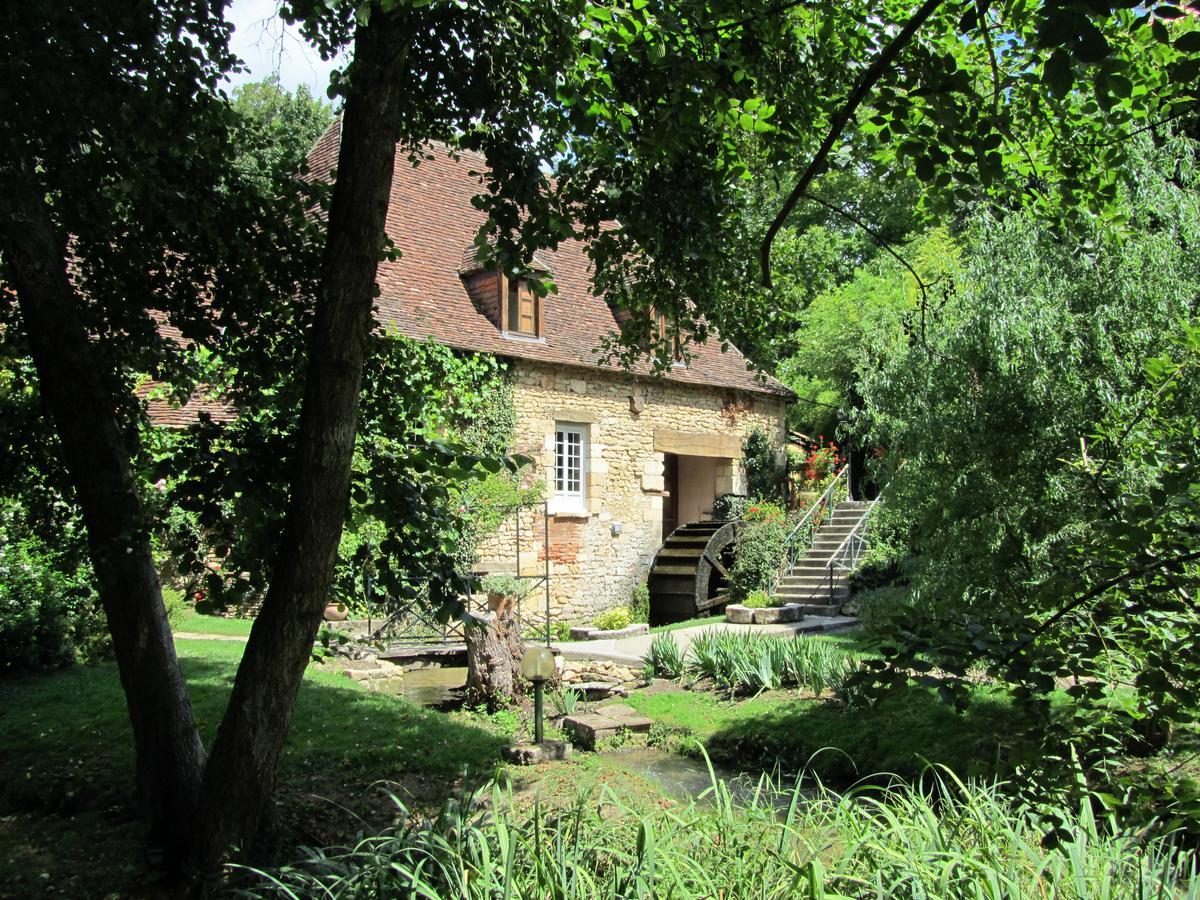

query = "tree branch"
[{"left": 760, "top": 0, "right": 947, "bottom": 287}]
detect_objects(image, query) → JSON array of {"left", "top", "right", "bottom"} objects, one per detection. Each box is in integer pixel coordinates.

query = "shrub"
[
  {"left": 629, "top": 583, "right": 650, "bottom": 623},
  {"left": 548, "top": 621, "right": 571, "bottom": 642},
  {"left": 643, "top": 633, "right": 686, "bottom": 680},
  {"left": 728, "top": 502, "right": 788, "bottom": 603},
  {"left": 592, "top": 606, "right": 632, "bottom": 631},
  {"left": 0, "top": 525, "right": 107, "bottom": 673},
  {"left": 479, "top": 574, "right": 531, "bottom": 599},
  {"left": 711, "top": 493, "right": 748, "bottom": 521},
  {"left": 742, "top": 428, "right": 784, "bottom": 502},
  {"left": 742, "top": 590, "right": 772, "bottom": 609}
]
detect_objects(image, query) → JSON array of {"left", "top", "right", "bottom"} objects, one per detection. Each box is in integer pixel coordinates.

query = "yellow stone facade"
[{"left": 477, "top": 359, "right": 788, "bottom": 625}]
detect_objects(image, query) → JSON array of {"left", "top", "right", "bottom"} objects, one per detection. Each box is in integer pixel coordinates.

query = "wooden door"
[{"left": 661, "top": 453, "right": 679, "bottom": 536}]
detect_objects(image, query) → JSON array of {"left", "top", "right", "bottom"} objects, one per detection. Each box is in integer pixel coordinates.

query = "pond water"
[
  {"left": 394, "top": 666, "right": 468, "bottom": 708},
  {"left": 598, "top": 747, "right": 805, "bottom": 809}
]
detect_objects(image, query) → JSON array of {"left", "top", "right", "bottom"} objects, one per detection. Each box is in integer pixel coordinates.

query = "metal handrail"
[
  {"left": 824, "top": 480, "right": 890, "bottom": 601},
  {"left": 769, "top": 465, "right": 849, "bottom": 595}
]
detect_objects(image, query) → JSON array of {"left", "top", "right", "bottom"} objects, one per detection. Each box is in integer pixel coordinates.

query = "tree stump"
[{"left": 464, "top": 608, "right": 525, "bottom": 710}]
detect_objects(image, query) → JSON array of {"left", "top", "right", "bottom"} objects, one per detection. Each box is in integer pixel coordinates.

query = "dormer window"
[
  {"left": 503, "top": 277, "right": 542, "bottom": 338},
  {"left": 651, "top": 306, "right": 684, "bottom": 362}
]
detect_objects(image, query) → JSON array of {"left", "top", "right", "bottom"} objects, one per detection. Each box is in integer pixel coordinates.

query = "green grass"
[
  {"left": 621, "top": 681, "right": 1038, "bottom": 785},
  {"left": 171, "top": 609, "right": 255, "bottom": 636},
  {"left": 0, "top": 638, "right": 510, "bottom": 897},
  {"left": 648, "top": 613, "right": 724, "bottom": 633}
]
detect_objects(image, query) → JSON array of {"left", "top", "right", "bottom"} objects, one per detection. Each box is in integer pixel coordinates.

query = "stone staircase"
[{"left": 771, "top": 500, "right": 872, "bottom": 616}]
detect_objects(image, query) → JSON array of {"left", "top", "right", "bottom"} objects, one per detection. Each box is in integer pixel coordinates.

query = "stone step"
[
  {"left": 795, "top": 603, "right": 844, "bottom": 616},
  {"left": 562, "top": 704, "right": 653, "bottom": 750},
  {"left": 775, "top": 585, "right": 850, "bottom": 600},
  {"left": 779, "top": 575, "right": 848, "bottom": 589}
]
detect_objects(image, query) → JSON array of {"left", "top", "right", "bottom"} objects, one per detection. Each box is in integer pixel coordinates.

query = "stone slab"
[
  {"left": 562, "top": 706, "right": 652, "bottom": 748},
  {"left": 725, "top": 604, "right": 753, "bottom": 624},
  {"left": 752, "top": 605, "right": 799, "bottom": 624},
  {"left": 503, "top": 740, "right": 573, "bottom": 765}
]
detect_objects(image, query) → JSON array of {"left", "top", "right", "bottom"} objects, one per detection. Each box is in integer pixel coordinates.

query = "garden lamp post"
[{"left": 520, "top": 646, "right": 555, "bottom": 744}]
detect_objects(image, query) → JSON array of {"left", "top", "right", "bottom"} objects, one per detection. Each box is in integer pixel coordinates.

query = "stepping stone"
[
  {"left": 503, "top": 739, "right": 572, "bottom": 765},
  {"left": 562, "top": 705, "right": 652, "bottom": 749}
]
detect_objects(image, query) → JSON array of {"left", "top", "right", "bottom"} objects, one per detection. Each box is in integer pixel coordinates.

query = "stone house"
[{"left": 305, "top": 124, "right": 794, "bottom": 624}]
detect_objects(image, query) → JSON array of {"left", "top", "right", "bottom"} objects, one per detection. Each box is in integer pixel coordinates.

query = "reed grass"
[
  {"left": 646, "top": 631, "right": 864, "bottom": 697},
  {"left": 237, "top": 763, "right": 1200, "bottom": 899}
]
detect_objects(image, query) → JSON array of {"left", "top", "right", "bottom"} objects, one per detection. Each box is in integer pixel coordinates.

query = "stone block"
[
  {"left": 752, "top": 605, "right": 798, "bottom": 624},
  {"left": 642, "top": 474, "right": 664, "bottom": 492},
  {"left": 563, "top": 706, "right": 652, "bottom": 749},
  {"left": 503, "top": 740, "right": 572, "bottom": 765},
  {"left": 725, "top": 604, "right": 753, "bottom": 624}
]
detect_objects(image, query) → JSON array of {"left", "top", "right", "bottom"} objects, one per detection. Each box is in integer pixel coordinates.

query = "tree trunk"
[
  {"left": 465, "top": 608, "right": 526, "bottom": 710},
  {"left": 186, "top": 9, "right": 414, "bottom": 875},
  {"left": 0, "top": 154, "right": 206, "bottom": 865}
]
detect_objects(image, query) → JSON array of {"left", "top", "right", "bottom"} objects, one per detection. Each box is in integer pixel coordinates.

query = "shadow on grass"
[
  {"left": 0, "top": 647, "right": 510, "bottom": 896},
  {"left": 705, "top": 687, "right": 1031, "bottom": 786}
]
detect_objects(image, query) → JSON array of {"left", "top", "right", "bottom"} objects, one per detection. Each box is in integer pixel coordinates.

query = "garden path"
[{"left": 552, "top": 615, "right": 857, "bottom": 666}]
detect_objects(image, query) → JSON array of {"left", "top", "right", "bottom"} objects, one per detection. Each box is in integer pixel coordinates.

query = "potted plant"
[
  {"left": 479, "top": 574, "right": 530, "bottom": 616},
  {"left": 323, "top": 600, "right": 349, "bottom": 622}
]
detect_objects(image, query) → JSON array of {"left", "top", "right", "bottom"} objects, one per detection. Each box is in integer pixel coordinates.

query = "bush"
[
  {"left": 742, "top": 428, "right": 784, "bottom": 502},
  {"left": 0, "top": 526, "right": 107, "bottom": 673},
  {"left": 685, "top": 631, "right": 862, "bottom": 696},
  {"left": 742, "top": 590, "right": 772, "bottom": 609},
  {"left": 629, "top": 583, "right": 650, "bottom": 624},
  {"left": 711, "top": 493, "right": 748, "bottom": 521},
  {"left": 479, "top": 574, "right": 531, "bottom": 599},
  {"left": 593, "top": 606, "right": 632, "bottom": 631},
  {"left": 728, "top": 502, "right": 788, "bottom": 603}
]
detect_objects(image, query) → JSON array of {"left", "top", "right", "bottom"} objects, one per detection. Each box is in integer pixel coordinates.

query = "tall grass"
[
  {"left": 646, "top": 631, "right": 863, "bottom": 697},
  {"left": 237, "top": 765, "right": 1200, "bottom": 898}
]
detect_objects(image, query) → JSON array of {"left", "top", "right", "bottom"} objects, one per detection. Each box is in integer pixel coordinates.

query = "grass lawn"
[
  {"left": 622, "top": 680, "right": 1037, "bottom": 785},
  {"left": 171, "top": 609, "right": 255, "bottom": 636},
  {"left": 0, "top": 638, "right": 511, "bottom": 898}
]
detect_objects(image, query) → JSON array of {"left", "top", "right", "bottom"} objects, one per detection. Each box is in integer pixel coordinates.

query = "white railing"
[{"left": 769, "top": 465, "right": 849, "bottom": 595}]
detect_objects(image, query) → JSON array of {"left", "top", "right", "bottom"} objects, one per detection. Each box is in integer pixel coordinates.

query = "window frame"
[
  {"left": 550, "top": 423, "right": 588, "bottom": 514},
  {"left": 502, "top": 277, "right": 543, "bottom": 338}
]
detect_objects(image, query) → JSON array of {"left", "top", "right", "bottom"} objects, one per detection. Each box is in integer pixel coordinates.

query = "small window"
[
  {"left": 651, "top": 307, "right": 683, "bottom": 361},
  {"left": 505, "top": 278, "right": 541, "bottom": 337},
  {"left": 553, "top": 423, "right": 587, "bottom": 511}
]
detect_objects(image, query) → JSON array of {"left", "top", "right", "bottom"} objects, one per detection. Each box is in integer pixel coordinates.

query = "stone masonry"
[{"left": 477, "top": 359, "right": 787, "bottom": 625}]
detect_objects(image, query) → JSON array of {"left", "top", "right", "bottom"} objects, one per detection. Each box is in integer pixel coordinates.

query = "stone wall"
[{"left": 476, "top": 360, "right": 787, "bottom": 625}]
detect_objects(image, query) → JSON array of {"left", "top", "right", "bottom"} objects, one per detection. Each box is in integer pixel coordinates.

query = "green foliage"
[
  {"left": 686, "top": 631, "right": 862, "bottom": 697},
  {"left": 478, "top": 574, "right": 531, "bottom": 600},
  {"left": 0, "top": 507, "right": 107, "bottom": 673},
  {"left": 230, "top": 77, "right": 334, "bottom": 191},
  {"left": 548, "top": 621, "right": 571, "bottom": 642},
  {"left": 245, "top": 766, "right": 1200, "bottom": 899},
  {"left": 549, "top": 687, "right": 579, "bottom": 718},
  {"left": 728, "top": 502, "right": 788, "bottom": 603},
  {"left": 855, "top": 134, "right": 1200, "bottom": 788},
  {"left": 592, "top": 606, "right": 633, "bottom": 632},
  {"left": 629, "top": 583, "right": 650, "bottom": 624},
  {"left": 643, "top": 633, "right": 686, "bottom": 680},
  {"left": 742, "top": 590, "right": 772, "bottom": 609},
  {"left": 741, "top": 429, "right": 783, "bottom": 503},
  {"left": 710, "top": 493, "right": 748, "bottom": 521}
]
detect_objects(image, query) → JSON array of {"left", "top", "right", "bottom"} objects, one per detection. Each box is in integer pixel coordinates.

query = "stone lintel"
[{"left": 653, "top": 428, "right": 741, "bottom": 459}]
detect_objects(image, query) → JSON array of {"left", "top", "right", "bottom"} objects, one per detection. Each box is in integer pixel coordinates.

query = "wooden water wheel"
[{"left": 647, "top": 520, "right": 740, "bottom": 626}]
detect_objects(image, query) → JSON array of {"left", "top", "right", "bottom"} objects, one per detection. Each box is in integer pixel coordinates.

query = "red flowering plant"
[{"left": 795, "top": 436, "right": 845, "bottom": 491}]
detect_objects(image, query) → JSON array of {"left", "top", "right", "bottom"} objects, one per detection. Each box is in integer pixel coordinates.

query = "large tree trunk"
[
  {"left": 186, "top": 9, "right": 413, "bottom": 875},
  {"left": 465, "top": 607, "right": 527, "bottom": 710},
  {"left": 0, "top": 154, "right": 206, "bottom": 865}
]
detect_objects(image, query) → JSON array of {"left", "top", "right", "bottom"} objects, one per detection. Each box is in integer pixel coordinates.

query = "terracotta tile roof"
[
  {"left": 136, "top": 379, "right": 236, "bottom": 428},
  {"left": 307, "top": 121, "right": 793, "bottom": 400},
  {"left": 140, "top": 311, "right": 235, "bottom": 428}
]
